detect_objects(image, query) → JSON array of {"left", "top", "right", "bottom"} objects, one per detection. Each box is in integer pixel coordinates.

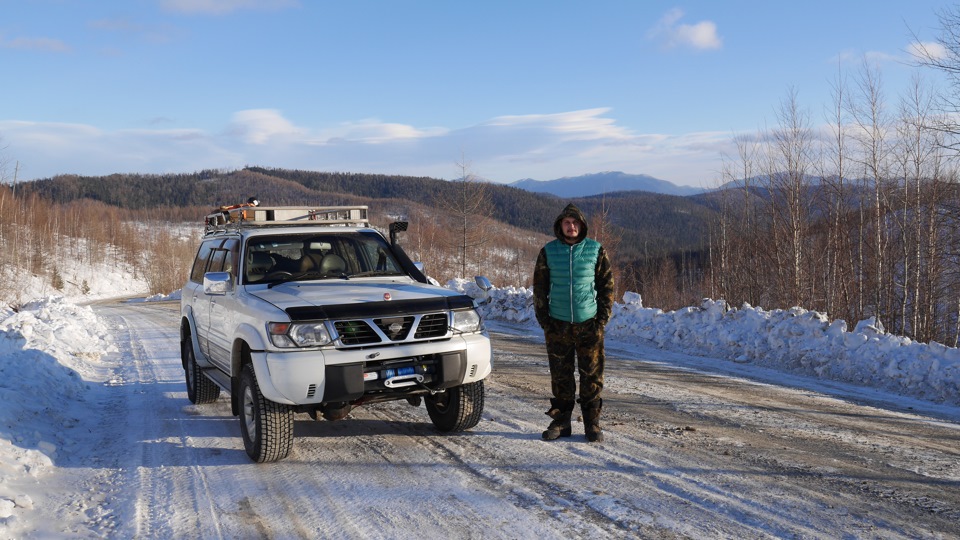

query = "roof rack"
[{"left": 204, "top": 205, "right": 369, "bottom": 235}]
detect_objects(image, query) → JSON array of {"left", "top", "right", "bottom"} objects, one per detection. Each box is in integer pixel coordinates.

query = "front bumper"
[{"left": 251, "top": 333, "right": 492, "bottom": 405}]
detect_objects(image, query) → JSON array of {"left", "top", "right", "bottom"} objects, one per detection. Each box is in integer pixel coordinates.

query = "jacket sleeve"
[
  {"left": 532, "top": 247, "right": 551, "bottom": 328},
  {"left": 594, "top": 245, "right": 615, "bottom": 326}
]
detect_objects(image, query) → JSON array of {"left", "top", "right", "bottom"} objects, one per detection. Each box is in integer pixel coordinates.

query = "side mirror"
[
  {"left": 473, "top": 275, "right": 492, "bottom": 305},
  {"left": 203, "top": 272, "right": 234, "bottom": 295},
  {"left": 474, "top": 275, "right": 492, "bottom": 291}
]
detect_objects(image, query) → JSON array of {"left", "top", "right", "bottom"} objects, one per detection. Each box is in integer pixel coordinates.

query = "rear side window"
[
  {"left": 221, "top": 238, "right": 240, "bottom": 278},
  {"left": 189, "top": 239, "right": 223, "bottom": 283},
  {"left": 208, "top": 238, "right": 240, "bottom": 279}
]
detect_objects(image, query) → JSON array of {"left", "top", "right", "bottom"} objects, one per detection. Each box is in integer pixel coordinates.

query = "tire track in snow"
[
  {"left": 86, "top": 301, "right": 960, "bottom": 539},
  {"left": 98, "top": 304, "right": 225, "bottom": 539},
  {"left": 354, "top": 389, "right": 691, "bottom": 538}
]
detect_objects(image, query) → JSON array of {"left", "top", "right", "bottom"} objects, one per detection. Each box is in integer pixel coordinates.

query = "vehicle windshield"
[{"left": 243, "top": 231, "right": 406, "bottom": 284}]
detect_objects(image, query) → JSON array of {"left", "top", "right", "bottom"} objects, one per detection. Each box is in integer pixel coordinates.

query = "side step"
[{"left": 202, "top": 367, "right": 232, "bottom": 394}]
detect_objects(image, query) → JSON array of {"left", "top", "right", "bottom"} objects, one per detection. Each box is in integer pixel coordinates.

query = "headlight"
[
  {"left": 451, "top": 309, "right": 483, "bottom": 333},
  {"left": 268, "top": 321, "right": 332, "bottom": 348}
]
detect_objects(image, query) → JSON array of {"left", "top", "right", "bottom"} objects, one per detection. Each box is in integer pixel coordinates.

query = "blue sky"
[{"left": 0, "top": 0, "right": 951, "bottom": 187}]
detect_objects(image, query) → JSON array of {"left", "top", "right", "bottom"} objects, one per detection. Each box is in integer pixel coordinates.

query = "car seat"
[
  {"left": 247, "top": 251, "right": 274, "bottom": 281},
  {"left": 319, "top": 254, "right": 346, "bottom": 275}
]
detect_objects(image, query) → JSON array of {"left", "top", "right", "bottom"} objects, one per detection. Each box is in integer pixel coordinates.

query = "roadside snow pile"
[
  {"left": 133, "top": 289, "right": 182, "bottom": 303},
  {"left": 0, "top": 297, "right": 117, "bottom": 528},
  {"left": 449, "top": 280, "right": 960, "bottom": 407}
]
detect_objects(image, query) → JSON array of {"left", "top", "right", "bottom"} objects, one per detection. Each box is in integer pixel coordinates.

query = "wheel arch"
[
  {"left": 229, "top": 339, "right": 254, "bottom": 416},
  {"left": 180, "top": 311, "right": 203, "bottom": 370}
]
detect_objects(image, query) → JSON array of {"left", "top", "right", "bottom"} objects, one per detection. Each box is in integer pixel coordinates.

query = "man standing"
[{"left": 533, "top": 203, "right": 615, "bottom": 443}]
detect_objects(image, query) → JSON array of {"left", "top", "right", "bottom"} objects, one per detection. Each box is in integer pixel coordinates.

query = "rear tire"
[
  {"left": 182, "top": 333, "right": 220, "bottom": 404},
  {"left": 239, "top": 365, "right": 294, "bottom": 462},
  {"left": 425, "top": 381, "right": 484, "bottom": 432}
]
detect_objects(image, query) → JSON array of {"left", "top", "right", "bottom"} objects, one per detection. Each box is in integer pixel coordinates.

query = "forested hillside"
[
  {"left": 15, "top": 167, "right": 717, "bottom": 296},
  {"left": 17, "top": 167, "right": 715, "bottom": 257}
]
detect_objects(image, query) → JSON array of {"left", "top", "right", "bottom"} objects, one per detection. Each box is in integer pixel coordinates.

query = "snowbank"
[
  {"left": 0, "top": 297, "right": 118, "bottom": 530},
  {"left": 449, "top": 280, "right": 960, "bottom": 407}
]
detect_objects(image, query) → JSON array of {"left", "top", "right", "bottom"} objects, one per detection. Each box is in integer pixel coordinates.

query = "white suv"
[{"left": 180, "top": 205, "right": 492, "bottom": 462}]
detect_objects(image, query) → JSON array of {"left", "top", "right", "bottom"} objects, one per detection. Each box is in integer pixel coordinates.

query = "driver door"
[{"left": 206, "top": 238, "right": 239, "bottom": 371}]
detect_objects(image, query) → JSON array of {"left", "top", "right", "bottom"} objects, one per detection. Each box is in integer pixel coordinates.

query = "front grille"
[
  {"left": 334, "top": 320, "right": 380, "bottom": 345},
  {"left": 332, "top": 312, "right": 450, "bottom": 348},
  {"left": 374, "top": 316, "right": 414, "bottom": 340},
  {"left": 414, "top": 313, "right": 448, "bottom": 339}
]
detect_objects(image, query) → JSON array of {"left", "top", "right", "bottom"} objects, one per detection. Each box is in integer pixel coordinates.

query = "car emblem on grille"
[
  {"left": 388, "top": 322, "right": 403, "bottom": 334},
  {"left": 384, "top": 293, "right": 391, "bottom": 301}
]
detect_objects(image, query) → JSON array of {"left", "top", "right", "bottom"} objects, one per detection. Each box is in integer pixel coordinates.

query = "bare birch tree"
[
  {"left": 767, "top": 88, "right": 816, "bottom": 307},
  {"left": 816, "top": 66, "right": 855, "bottom": 322},
  {"left": 847, "top": 60, "right": 893, "bottom": 326},
  {"left": 434, "top": 155, "right": 494, "bottom": 279}
]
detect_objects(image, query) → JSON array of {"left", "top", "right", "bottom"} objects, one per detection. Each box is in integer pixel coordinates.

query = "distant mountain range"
[{"left": 509, "top": 171, "right": 703, "bottom": 198}]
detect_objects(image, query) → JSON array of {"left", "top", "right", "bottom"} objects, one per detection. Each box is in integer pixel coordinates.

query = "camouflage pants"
[{"left": 543, "top": 318, "right": 605, "bottom": 408}]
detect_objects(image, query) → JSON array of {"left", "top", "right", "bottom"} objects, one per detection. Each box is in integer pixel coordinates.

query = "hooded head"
[{"left": 553, "top": 203, "right": 588, "bottom": 244}]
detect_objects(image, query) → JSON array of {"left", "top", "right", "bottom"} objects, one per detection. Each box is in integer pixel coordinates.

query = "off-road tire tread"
[
  {"left": 183, "top": 334, "right": 221, "bottom": 404},
  {"left": 240, "top": 366, "right": 294, "bottom": 462},
  {"left": 426, "top": 380, "right": 485, "bottom": 432}
]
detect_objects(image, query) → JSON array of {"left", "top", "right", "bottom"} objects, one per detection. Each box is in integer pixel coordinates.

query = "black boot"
[
  {"left": 582, "top": 399, "right": 604, "bottom": 443},
  {"left": 542, "top": 399, "right": 574, "bottom": 440}
]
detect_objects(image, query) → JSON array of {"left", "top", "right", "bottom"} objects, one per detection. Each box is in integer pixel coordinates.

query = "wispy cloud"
[
  {"left": 834, "top": 40, "right": 948, "bottom": 68},
  {"left": 228, "top": 109, "right": 305, "bottom": 144},
  {"left": 907, "top": 41, "right": 948, "bottom": 62},
  {"left": 314, "top": 119, "right": 445, "bottom": 144},
  {"left": 482, "top": 109, "right": 632, "bottom": 140},
  {"left": 648, "top": 8, "right": 722, "bottom": 51},
  {"left": 160, "top": 0, "right": 299, "bottom": 15},
  {"left": 1, "top": 37, "right": 71, "bottom": 53},
  {"left": 88, "top": 18, "right": 179, "bottom": 44},
  {"left": 0, "top": 109, "right": 731, "bottom": 186},
  {"left": 89, "top": 18, "right": 142, "bottom": 33}
]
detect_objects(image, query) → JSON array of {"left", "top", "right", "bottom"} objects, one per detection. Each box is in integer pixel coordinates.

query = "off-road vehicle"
[{"left": 180, "top": 204, "right": 492, "bottom": 462}]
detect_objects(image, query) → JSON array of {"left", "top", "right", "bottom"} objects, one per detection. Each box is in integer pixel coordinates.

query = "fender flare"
[
  {"left": 179, "top": 308, "right": 211, "bottom": 370},
  {"left": 229, "top": 323, "right": 296, "bottom": 408}
]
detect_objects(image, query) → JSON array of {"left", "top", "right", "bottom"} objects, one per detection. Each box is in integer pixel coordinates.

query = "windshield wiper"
[
  {"left": 265, "top": 271, "right": 317, "bottom": 288},
  {"left": 345, "top": 270, "right": 403, "bottom": 278}
]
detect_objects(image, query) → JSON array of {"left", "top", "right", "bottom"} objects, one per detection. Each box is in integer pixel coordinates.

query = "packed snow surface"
[{"left": 1, "top": 277, "right": 958, "bottom": 535}]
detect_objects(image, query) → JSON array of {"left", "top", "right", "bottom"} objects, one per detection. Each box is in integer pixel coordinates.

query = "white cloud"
[
  {"left": 228, "top": 109, "right": 304, "bottom": 144},
  {"left": 88, "top": 18, "right": 179, "bottom": 44},
  {"left": 648, "top": 8, "right": 722, "bottom": 51},
  {"left": 314, "top": 120, "right": 446, "bottom": 144},
  {"left": 0, "top": 110, "right": 729, "bottom": 187},
  {"left": 0, "top": 120, "right": 239, "bottom": 178},
  {"left": 160, "top": 0, "right": 298, "bottom": 15},
  {"left": 908, "top": 41, "right": 948, "bottom": 62},
  {"left": 835, "top": 40, "right": 950, "bottom": 67},
  {"left": 483, "top": 109, "right": 632, "bottom": 140},
  {"left": 1, "top": 37, "right": 70, "bottom": 53}
]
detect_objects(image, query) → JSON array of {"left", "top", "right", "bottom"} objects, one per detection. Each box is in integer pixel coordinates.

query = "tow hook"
[{"left": 415, "top": 379, "right": 444, "bottom": 396}]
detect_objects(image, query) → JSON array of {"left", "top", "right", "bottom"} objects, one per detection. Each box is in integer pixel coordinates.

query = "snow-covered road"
[{"left": 27, "top": 300, "right": 960, "bottom": 538}]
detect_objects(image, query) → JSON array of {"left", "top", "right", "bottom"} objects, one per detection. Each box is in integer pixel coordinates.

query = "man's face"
[{"left": 561, "top": 216, "right": 581, "bottom": 243}]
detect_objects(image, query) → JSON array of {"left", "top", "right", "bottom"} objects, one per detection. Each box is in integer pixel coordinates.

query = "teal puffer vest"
[{"left": 544, "top": 238, "right": 601, "bottom": 323}]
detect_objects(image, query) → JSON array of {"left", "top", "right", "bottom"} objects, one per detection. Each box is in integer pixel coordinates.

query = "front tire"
[
  {"left": 182, "top": 333, "right": 220, "bottom": 404},
  {"left": 425, "top": 381, "right": 485, "bottom": 432},
  {"left": 239, "top": 365, "right": 294, "bottom": 462}
]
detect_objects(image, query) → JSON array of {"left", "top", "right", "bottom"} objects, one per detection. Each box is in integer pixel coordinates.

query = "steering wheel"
[{"left": 264, "top": 271, "right": 293, "bottom": 280}]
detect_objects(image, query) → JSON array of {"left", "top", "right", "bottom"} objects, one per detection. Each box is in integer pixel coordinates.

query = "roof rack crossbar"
[{"left": 203, "top": 205, "right": 369, "bottom": 235}]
